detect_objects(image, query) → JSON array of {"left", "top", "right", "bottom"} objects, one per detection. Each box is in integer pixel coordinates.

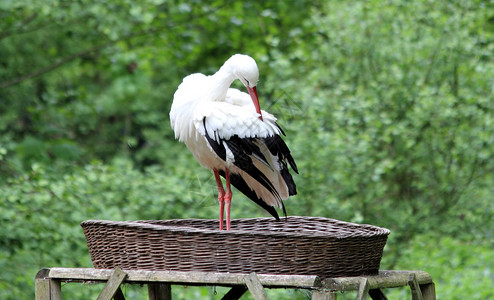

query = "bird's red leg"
[
  {"left": 224, "top": 169, "right": 232, "bottom": 231},
  {"left": 213, "top": 169, "right": 225, "bottom": 230}
]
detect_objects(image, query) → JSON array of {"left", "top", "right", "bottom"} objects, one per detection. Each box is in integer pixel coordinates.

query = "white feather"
[{"left": 169, "top": 54, "right": 296, "bottom": 216}]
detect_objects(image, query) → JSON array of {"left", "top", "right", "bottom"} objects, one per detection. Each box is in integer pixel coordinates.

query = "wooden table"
[{"left": 35, "top": 268, "right": 435, "bottom": 300}]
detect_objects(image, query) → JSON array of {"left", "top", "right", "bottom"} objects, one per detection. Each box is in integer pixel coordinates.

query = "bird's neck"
[{"left": 209, "top": 66, "right": 236, "bottom": 102}]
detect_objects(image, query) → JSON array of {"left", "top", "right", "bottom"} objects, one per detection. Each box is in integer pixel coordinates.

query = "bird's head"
[{"left": 225, "top": 54, "right": 263, "bottom": 120}]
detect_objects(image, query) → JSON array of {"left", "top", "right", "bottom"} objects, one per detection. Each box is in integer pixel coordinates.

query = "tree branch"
[
  {"left": 0, "top": 44, "right": 104, "bottom": 89},
  {"left": 0, "top": 12, "right": 38, "bottom": 41},
  {"left": 0, "top": 26, "right": 163, "bottom": 90},
  {"left": 0, "top": 2, "right": 228, "bottom": 90}
]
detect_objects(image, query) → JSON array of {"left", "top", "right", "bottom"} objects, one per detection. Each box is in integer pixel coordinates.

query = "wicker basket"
[{"left": 81, "top": 216, "right": 390, "bottom": 278}]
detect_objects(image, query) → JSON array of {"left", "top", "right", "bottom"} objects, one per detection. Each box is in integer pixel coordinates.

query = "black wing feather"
[
  {"left": 280, "top": 162, "right": 297, "bottom": 196},
  {"left": 264, "top": 134, "right": 298, "bottom": 174},
  {"left": 219, "top": 171, "right": 281, "bottom": 220},
  {"left": 223, "top": 137, "right": 280, "bottom": 199},
  {"left": 275, "top": 122, "right": 286, "bottom": 136},
  {"left": 202, "top": 117, "right": 296, "bottom": 218},
  {"left": 262, "top": 134, "right": 298, "bottom": 196},
  {"left": 203, "top": 118, "right": 226, "bottom": 160}
]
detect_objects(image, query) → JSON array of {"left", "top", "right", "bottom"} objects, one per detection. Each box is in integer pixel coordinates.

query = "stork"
[{"left": 169, "top": 54, "right": 298, "bottom": 230}]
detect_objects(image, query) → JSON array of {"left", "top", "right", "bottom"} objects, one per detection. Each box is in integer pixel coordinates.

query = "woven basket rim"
[{"left": 81, "top": 216, "right": 390, "bottom": 239}]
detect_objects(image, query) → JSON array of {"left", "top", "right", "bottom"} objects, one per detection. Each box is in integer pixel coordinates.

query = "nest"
[{"left": 81, "top": 216, "right": 390, "bottom": 278}]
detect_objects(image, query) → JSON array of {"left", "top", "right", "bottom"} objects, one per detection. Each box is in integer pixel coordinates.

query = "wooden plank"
[
  {"left": 48, "top": 268, "right": 321, "bottom": 288},
  {"left": 35, "top": 269, "right": 61, "bottom": 300},
  {"left": 43, "top": 267, "right": 435, "bottom": 300},
  {"left": 35, "top": 269, "right": 51, "bottom": 300},
  {"left": 244, "top": 273, "right": 269, "bottom": 300},
  {"left": 96, "top": 267, "right": 128, "bottom": 300},
  {"left": 312, "top": 290, "right": 337, "bottom": 300},
  {"left": 322, "top": 271, "right": 433, "bottom": 292},
  {"left": 356, "top": 278, "right": 369, "bottom": 300},
  {"left": 148, "top": 283, "right": 172, "bottom": 300},
  {"left": 408, "top": 274, "right": 423, "bottom": 300},
  {"left": 420, "top": 283, "right": 436, "bottom": 300},
  {"left": 221, "top": 286, "right": 248, "bottom": 300}
]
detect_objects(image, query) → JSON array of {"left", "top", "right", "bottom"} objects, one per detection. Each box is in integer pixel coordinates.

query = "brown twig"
[
  {"left": 0, "top": 12, "right": 38, "bottom": 41},
  {"left": 0, "top": 2, "right": 228, "bottom": 90},
  {"left": 0, "top": 47, "right": 100, "bottom": 89},
  {"left": 0, "top": 25, "right": 162, "bottom": 90}
]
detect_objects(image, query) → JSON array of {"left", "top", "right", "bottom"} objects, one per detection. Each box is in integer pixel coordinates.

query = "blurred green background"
[{"left": 1, "top": 0, "right": 493, "bottom": 299}]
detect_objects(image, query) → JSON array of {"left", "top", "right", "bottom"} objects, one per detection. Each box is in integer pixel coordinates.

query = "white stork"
[{"left": 169, "top": 54, "right": 298, "bottom": 230}]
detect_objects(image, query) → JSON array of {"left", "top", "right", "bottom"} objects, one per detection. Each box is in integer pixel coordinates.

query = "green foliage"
[
  {"left": 0, "top": 160, "right": 307, "bottom": 299},
  {"left": 1, "top": 0, "right": 493, "bottom": 298},
  {"left": 385, "top": 234, "right": 494, "bottom": 300},
  {"left": 278, "top": 0, "right": 494, "bottom": 259}
]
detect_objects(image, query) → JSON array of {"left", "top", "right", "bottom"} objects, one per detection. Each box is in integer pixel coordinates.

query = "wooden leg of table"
[
  {"left": 420, "top": 283, "right": 436, "bottom": 300},
  {"left": 221, "top": 286, "right": 248, "bottom": 300},
  {"left": 148, "top": 283, "right": 172, "bottom": 300},
  {"left": 408, "top": 274, "right": 424, "bottom": 300},
  {"left": 35, "top": 269, "right": 61, "bottom": 300},
  {"left": 312, "top": 290, "right": 337, "bottom": 300},
  {"left": 368, "top": 289, "right": 388, "bottom": 300},
  {"left": 244, "top": 273, "right": 269, "bottom": 300},
  {"left": 96, "top": 267, "right": 128, "bottom": 300},
  {"left": 114, "top": 288, "right": 126, "bottom": 300},
  {"left": 356, "top": 278, "right": 369, "bottom": 300}
]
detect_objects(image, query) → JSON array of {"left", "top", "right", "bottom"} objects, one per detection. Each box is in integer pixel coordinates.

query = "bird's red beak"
[{"left": 247, "top": 86, "right": 263, "bottom": 121}]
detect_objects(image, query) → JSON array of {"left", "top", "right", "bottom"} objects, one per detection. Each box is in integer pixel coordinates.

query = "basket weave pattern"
[{"left": 81, "top": 216, "right": 390, "bottom": 278}]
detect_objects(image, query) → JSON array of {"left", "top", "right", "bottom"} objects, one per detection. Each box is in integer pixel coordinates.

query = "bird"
[{"left": 169, "top": 54, "right": 298, "bottom": 230}]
